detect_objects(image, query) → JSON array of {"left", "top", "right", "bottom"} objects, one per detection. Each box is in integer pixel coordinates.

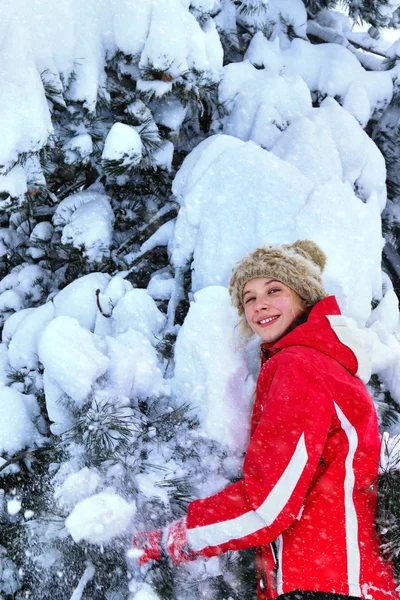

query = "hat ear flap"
[{"left": 238, "top": 315, "right": 254, "bottom": 338}]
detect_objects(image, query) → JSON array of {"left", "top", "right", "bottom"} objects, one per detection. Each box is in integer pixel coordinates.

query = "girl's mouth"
[{"left": 258, "top": 315, "right": 279, "bottom": 326}]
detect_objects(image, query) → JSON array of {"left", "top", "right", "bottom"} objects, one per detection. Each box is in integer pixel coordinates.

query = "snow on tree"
[{"left": 1, "top": 0, "right": 400, "bottom": 598}]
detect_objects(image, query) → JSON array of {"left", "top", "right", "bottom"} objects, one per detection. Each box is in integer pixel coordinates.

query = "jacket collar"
[{"left": 260, "top": 296, "right": 370, "bottom": 381}]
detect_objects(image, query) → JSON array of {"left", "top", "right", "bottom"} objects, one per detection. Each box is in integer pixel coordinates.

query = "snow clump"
[{"left": 65, "top": 491, "right": 136, "bottom": 544}]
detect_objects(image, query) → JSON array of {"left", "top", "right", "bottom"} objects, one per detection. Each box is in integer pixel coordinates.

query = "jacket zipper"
[{"left": 271, "top": 540, "right": 279, "bottom": 591}]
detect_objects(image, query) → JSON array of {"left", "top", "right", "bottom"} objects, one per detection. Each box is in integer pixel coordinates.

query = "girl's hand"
[
  {"left": 132, "top": 528, "right": 163, "bottom": 566},
  {"left": 132, "top": 517, "right": 197, "bottom": 566}
]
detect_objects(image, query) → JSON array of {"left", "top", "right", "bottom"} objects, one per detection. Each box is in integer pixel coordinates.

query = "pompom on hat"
[{"left": 229, "top": 240, "right": 328, "bottom": 336}]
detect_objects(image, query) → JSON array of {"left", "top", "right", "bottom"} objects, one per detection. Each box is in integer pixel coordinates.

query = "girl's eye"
[
  {"left": 245, "top": 297, "right": 255, "bottom": 304},
  {"left": 268, "top": 288, "right": 280, "bottom": 294}
]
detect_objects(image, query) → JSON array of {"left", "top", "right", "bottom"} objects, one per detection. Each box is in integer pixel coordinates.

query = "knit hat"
[{"left": 229, "top": 240, "right": 327, "bottom": 336}]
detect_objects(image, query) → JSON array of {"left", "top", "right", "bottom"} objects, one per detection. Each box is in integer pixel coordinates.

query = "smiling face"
[{"left": 243, "top": 278, "right": 307, "bottom": 344}]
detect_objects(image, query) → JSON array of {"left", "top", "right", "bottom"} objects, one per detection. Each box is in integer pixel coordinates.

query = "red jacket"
[{"left": 186, "top": 296, "right": 398, "bottom": 599}]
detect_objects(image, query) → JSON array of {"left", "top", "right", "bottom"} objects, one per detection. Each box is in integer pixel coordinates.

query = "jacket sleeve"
[{"left": 186, "top": 350, "right": 333, "bottom": 557}]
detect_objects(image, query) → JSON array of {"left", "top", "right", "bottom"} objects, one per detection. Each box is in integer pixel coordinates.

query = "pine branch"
[
  {"left": 61, "top": 397, "right": 142, "bottom": 463},
  {"left": 307, "top": 20, "right": 388, "bottom": 71},
  {"left": 0, "top": 443, "right": 58, "bottom": 474},
  {"left": 115, "top": 206, "right": 178, "bottom": 257},
  {"left": 155, "top": 477, "right": 193, "bottom": 510},
  {"left": 235, "top": 0, "right": 269, "bottom": 17}
]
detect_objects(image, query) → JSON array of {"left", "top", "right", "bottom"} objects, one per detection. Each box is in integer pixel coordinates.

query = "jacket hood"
[{"left": 261, "top": 296, "right": 371, "bottom": 383}]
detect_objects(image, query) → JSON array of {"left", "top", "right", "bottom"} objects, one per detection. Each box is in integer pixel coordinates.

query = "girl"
[{"left": 133, "top": 240, "right": 398, "bottom": 600}]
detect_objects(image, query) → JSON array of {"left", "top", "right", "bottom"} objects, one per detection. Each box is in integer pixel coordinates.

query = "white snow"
[
  {"left": 113, "top": 0, "right": 152, "bottom": 57},
  {"left": 61, "top": 196, "right": 114, "bottom": 262},
  {"left": 317, "top": 98, "right": 387, "bottom": 209},
  {"left": 173, "top": 286, "right": 254, "bottom": 451},
  {"left": 0, "top": 343, "right": 10, "bottom": 387},
  {"left": 0, "top": 387, "right": 37, "bottom": 455},
  {"left": 2, "top": 308, "right": 33, "bottom": 345},
  {"left": 139, "top": 220, "right": 176, "bottom": 255},
  {"left": 0, "top": 229, "right": 20, "bottom": 260},
  {"left": 107, "top": 330, "right": 166, "bottom": 399},
  {"left": 54, "top": 467, "right": 102, "bottom": 511},
  {"left": 294, "top": 179, "right": 383, "bottom": 322},
  {"left": 69, "top": 562, "right": 95, "bottom": 600},
  {"left": 93, "top": 275, "right": 133, "bottom": 336},
  {"left": 134, "top": 472, "right": 169, "bottom": 505},
  {"left": 0, "top": 265, "right": 50, "bottom": 320},
  {"left": 53, "top": 272, "right": 111, "bottom": 332},
  {"left": 271, "top": 112, "right": 342, "bottom": 186},
  {"left": 147, "top": 273, "right": 175, "bottom": 301},
  {"left": 53, "top": 191, "right": 114, "bottom": 263},
  {"left": 139, "top": 0, "right": 221, "bottom": 83},
  {"left": 0, "top": 0, "right": 53, "bottom": 171},
  {"left": 0, "top": 166, "right": 27, "bottom": 199},
  {"left": 129, "top": 582, "right": 160, "bottom": 600},
  {"left": 367, "top": 289, "right": 400, "bottom": 334},
  {"left": 30, "top": 221, "right": 54, "bottom": 243},
  {"left": 63, "top": 133, "right": 93, "bottom": 164},
  {"left": 170, "top": 113, "right": 386, "bottom": 323},
  {"left": 153, "top": 141, "right": 174, "bottom": 172},
  {"left": 219, "top": 61, "right": 312, "bottom": 149},
  {"left": 153, "top": 98, "right": 187, "bottom": 132},
  {"left": 42, "top": 371, "right": 74, "bottom": 436},
  {"left": 243, "top": 34, "right": 393, "bottom": 127},
  {"left": 7, "top": 302, "right": 54, "bottom": 371},
  {"left": 102, "top": 123, "right": 143, "bottom": 168},
  {"left": 0, "top": 290, "right": 24, "bottom": 319},
  {"left": 65, "top": 491, "right": 136, "bottom": 544},
  {"left": 170, "top": 135, "right": 313, "bottom": 288},
  {"left": 314, "top": 8, "right": 352, "bottom": 34},
  {"left": 111, "top": 289, "right": 166, "bottom": 344},
  {"left": 236, "top": 0, "right": 307, "bottom": 47},
  {"left": 7, "top": 499, "right": 21, "bottom": 516},
  {"left": 38, "top": 316, "right": 110, "bottom": 406},
  {"left": 1, "top": 4, "right": 400, "bottom": 598}
]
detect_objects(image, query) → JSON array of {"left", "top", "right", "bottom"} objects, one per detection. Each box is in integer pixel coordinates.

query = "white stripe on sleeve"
[
  {"left": 188, "top": 433, "right": 308, "bottom": 551},
  {"left": 334, "top": 402, "right": 361, "bottom": 597}
]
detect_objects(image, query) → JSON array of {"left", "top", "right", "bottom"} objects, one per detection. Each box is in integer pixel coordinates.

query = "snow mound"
[
  {"left": 0, "top": 0, "right": 52, "bottom": 172},
  {"left": 7, "top": 301, "right": 54, "bottom": 371},
  {"left": 107, "top": 329, "right": 166, "bottom": 399},
  {"left": 112, "top": 289, "right": 166, "bottom": 344},
  {"left": 244, "top": 34, "right": 393, "bottom": 127},
  {"left": 0, "top": 387, "right": 38, "bottom": 455},
  {"left": 102, "top": 123, "right": 143, "bottom": 168},
  {"left": 53, "top": 191, "right": 114, "bottom": 263},
  {"left": 219, "top": 61, "right": 311, "bottom": 149},
  {"left": 66, "top": 491, "right": 135, "bottom": 544},
  {"left": 63, "top": 133, "right": 93, "bottom": 164},
  {"left": 170, "top": 127, "right": 385, "bottom": 323},
  {"left": 170, "top": 135, "right": 313, "bottom": 289},
  {"left": 138, "top": 0, "right": 222, "bottom": 90},
  {"left": 53, "top": 272, "right": 111, "bottom": 332},
  {"left": 173, "top": 286, "right": 254, "bottom": 452},
  {"left": 38, "top": 316, "right": 110, "bottom": 406},
  {"left": 0, "top": 264, "right": 50, "bottom": 323}
]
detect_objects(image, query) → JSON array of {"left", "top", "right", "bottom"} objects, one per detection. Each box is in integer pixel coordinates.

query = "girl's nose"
[{"left": 254, "top": 296, "right": 268, "bottom": 311}]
